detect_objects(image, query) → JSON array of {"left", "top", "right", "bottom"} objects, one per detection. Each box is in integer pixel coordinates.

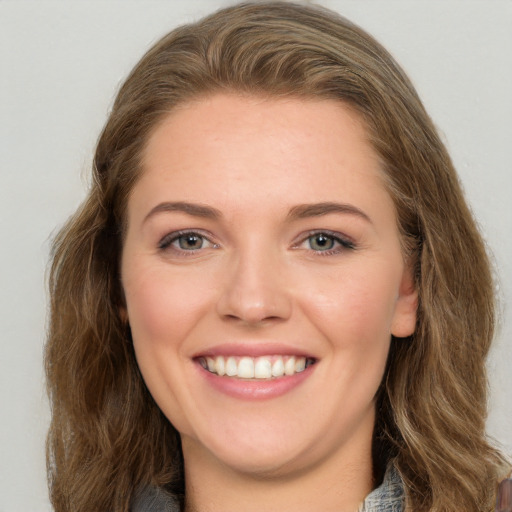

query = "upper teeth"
[{"left": 199, "top": 355, "right": 313, "bottom": 379}]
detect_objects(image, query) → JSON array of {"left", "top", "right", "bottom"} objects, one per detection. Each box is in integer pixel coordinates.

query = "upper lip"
[{"left": 192, "top": 342, "right": 316, "bottom": 359}]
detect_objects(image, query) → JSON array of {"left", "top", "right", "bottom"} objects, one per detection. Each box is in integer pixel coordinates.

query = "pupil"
[{"left": 179, "top": 234, "right": 202, "bottom": 250}]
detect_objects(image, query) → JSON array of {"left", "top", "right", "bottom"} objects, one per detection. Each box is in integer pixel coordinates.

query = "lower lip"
[{"left": 197, "top": 363, "right": 315, "bottom": 400}]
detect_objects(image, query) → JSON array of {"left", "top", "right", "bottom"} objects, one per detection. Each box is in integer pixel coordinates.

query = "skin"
[{"left": 121, "top": 94, "right": 417, "bottom": 512}]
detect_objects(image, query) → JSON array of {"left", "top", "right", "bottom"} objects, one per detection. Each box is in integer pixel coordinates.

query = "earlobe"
[{"left": 391, "top": 269, "right": 418, "bottom": 338}]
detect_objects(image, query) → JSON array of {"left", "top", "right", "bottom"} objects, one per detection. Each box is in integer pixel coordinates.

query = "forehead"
[{"left": 131, "top": 93, "right": 395, "bottom": 225}]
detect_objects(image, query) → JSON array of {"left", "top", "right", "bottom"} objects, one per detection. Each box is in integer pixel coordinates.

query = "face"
[{"left": 121, "top": 94, "right": 417, "bottom": 478}]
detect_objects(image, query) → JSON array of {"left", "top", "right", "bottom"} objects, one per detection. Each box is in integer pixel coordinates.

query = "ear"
[{"left": 391, "top": 265, "right": 418, "bottom": 338}]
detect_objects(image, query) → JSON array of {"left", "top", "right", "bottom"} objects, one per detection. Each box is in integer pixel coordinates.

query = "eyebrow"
[
  {"left": 143, "top": 200, "right": 371, "bottom": 224},
  {"left": 287, "top": 202, "right": 372, "bottom": 223},
  {"left": 144, "top": 201, "right": 222, "bottom": 222}
]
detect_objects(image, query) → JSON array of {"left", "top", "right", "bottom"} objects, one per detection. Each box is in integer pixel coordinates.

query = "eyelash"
[
  {"left": 294, "top": 230, "right": 356, "bottom": 256},
  {"left": 157, "top": 229, "right": 356, "bottom": 256},
  {"left": 158, "top": 230, "right": 217, "bottom": 254}
]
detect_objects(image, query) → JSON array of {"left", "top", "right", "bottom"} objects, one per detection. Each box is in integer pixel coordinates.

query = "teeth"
[
  {"left": 254, "top": 357, "right": 272, "bottom": 378},
  {"left": 206, "top": 357, "right": 215, "bottom": 372},
  {"left": 199, "top": 355, "right": 313, "bottom": 380},
  {"left": 238, "top": 357, "right": 254, "bottom": 378},
  {"left": 215, "top": 356, "right": 225, "bottom": 376},
  {"left": 226, "top": 357, "right": 238, "bottom": 376},
  {"left": 271, "top": 358, "right": 284, "bottom": 377},
  {"left": 284, "top": 356, "right": 296, "bottom": 375}
]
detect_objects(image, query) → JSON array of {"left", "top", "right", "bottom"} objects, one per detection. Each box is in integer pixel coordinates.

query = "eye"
[
  {"left": 296, "top": 231, "right": 355, "bottom": 255},
  {"left": 175, "top": 233, "right": 205, "bottom": 250},
  {"left": 308, "top": 233, "right": 336, "bottom": 251},
  {"left": 158, "top": 230, "right": 217, "bottom": 253}
]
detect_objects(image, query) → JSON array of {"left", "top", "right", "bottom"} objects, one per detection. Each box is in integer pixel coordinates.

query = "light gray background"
[{"left": 1, "top": 1, "right": 511, "bottom": 511}]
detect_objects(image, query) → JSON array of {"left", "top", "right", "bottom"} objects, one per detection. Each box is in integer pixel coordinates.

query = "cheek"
[
  {"left": 122, "top": 263, "right": 214, "bottom": 430},
  {"left": 300, "top": 263, "right": 400, "bottom": 348},
  {"left": 123, "top": 262, "right": 213, "bottom": 352}
]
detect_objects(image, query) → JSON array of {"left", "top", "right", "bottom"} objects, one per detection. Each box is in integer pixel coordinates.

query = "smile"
[{"left": 197, "top": 355, "right": 316, "bottom": 380}]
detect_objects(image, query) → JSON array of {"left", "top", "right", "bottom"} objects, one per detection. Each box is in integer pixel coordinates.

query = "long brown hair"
[{"left": 45, "top": 2, "right": 508, "bottom": 510}]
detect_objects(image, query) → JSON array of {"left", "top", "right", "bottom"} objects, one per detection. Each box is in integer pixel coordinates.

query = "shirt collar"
[{"left": 359, "top": 463, "right": 404, "bottom": 512}]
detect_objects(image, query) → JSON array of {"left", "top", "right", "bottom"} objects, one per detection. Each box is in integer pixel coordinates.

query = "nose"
[{"left": 216, "top": 248, "right": 292, "bottom": 325}]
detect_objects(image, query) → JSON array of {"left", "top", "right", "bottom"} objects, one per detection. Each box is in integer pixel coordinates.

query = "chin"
[
  {"left": 210, "top": 444, "right": 314, "bottom": 480},
  {"left": 182, "top": 419, "right": 340, "bottom": 481}
]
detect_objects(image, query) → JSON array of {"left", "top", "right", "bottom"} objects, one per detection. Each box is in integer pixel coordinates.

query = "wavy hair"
[{"left": 45, "top": 2, "right": 508, "bottom": 511}]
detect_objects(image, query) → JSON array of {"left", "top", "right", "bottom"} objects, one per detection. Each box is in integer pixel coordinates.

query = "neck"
[{"left": 181, "top": 433, "right": 374, "bottom": 512}]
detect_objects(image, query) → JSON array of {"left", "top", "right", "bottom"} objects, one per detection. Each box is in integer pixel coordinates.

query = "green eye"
[
  {"left": 177, "top": 234, "right": 204, "bottom": 250},
  {"left": 308, "top": 233, "right": 335, "bottom": 251},
  {"left": 158, "top": 230, "right": 218, "bottom": 254}
]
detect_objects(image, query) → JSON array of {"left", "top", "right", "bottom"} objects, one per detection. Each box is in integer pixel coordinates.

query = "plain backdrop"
[{"left": 1, "top": 1, "right": 511, "bottom": 511}]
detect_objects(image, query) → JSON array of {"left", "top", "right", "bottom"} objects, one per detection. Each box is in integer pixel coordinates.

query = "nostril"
[
  {"left": 216, "top": 272, "right": 293, "bottom": 323},
  {"left": 223, "top": 311, "right": 285, "bottom": 325}
]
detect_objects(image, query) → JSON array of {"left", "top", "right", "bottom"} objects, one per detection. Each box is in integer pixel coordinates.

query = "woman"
[{"left": 45, "top": 2, "right": 510, "bottom": 511}]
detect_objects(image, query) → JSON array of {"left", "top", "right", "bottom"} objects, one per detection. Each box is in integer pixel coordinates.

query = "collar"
[{"left": 359, "top": 463, "right": 404, "bottom": 512}]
